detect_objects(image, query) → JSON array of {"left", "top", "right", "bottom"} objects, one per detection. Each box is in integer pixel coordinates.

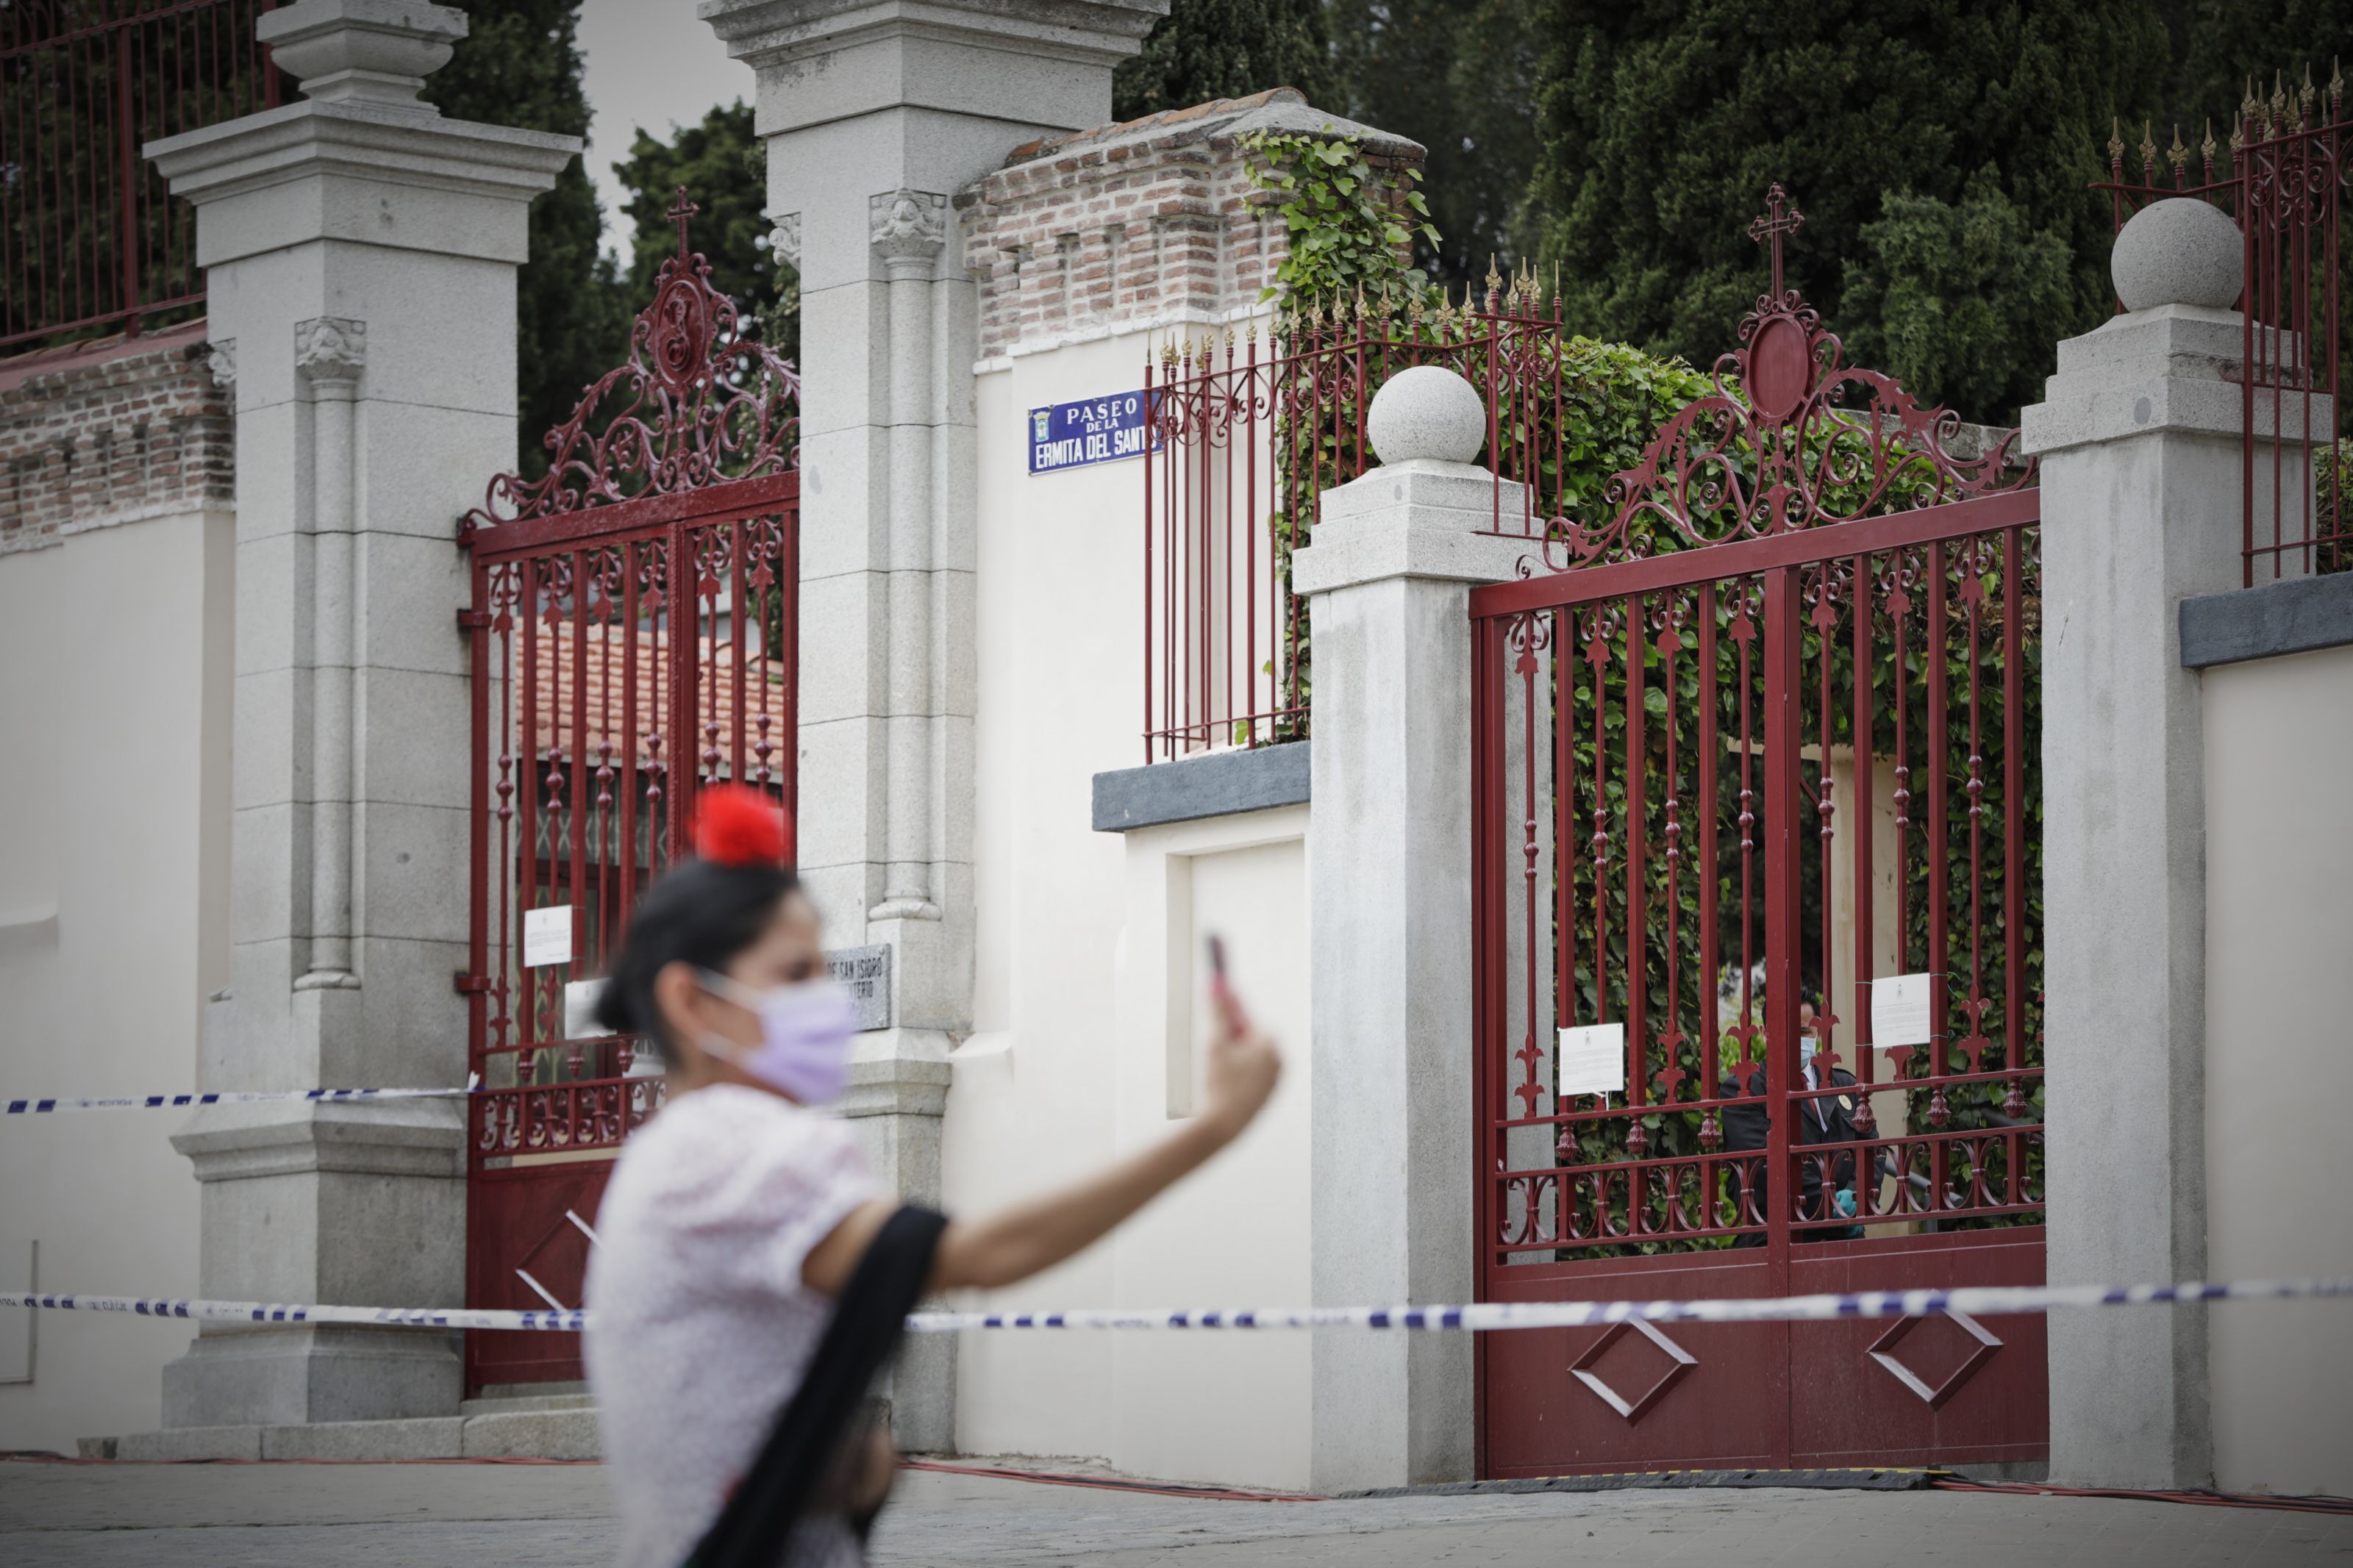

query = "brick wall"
[
  {"left": 0, "top": 323, "right": 234, "bottom": 556},
  {"left": 958, "top": 89, "right": 1425, "bottom": 365}
]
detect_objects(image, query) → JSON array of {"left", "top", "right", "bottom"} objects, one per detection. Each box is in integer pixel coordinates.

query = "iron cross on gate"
[
  {"left": 668, "top": 185, "right": 700, "bottom": 257},
  {"left": 1746, "top": 183, "right": 1806, "bottom": 297}
]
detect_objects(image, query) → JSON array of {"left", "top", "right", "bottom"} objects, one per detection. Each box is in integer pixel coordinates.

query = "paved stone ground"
[{"left": 1, "top": 1458, "right": 2347, "bottom": 1566}]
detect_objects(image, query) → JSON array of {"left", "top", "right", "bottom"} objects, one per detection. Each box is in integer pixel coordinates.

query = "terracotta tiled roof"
[{"left": 519, "top": 620, "right": 790, "bottom": 776}]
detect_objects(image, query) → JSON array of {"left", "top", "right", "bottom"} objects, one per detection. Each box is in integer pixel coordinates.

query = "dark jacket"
[{"left": 1718, "top": 1059, "right": 1863, "bottom": 1242}]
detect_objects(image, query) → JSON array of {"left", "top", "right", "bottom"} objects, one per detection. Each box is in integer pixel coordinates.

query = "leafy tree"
[
  {"left": 1113, "top": 0, "right": 1335, "bottom": 122},
  {"left": 1840, "top": 169, "right": 2079, "bottom": 423},
  {"left": 1526, "top": 1, "right": 2174, "bottom": 423},
  {"left": 422, "top": 0, "right": 628, "bottom": 474},
  {"left": 613, "top": 101, "right": 797, "bottom": 365}
]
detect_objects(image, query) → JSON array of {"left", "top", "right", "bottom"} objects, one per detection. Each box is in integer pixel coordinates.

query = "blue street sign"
[{"left": 1028, "top": 390, "right": 1160, "bottom": 475}]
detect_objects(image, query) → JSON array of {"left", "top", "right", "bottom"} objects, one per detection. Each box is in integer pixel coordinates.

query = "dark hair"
[{"left": 594, "top": 860, "right": 802, "bottom": 1054}]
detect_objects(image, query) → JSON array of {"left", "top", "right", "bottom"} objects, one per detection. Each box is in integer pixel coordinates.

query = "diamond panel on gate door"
[
  {"left": 1867, "top": 1309, "right": 2002, "bottom": 1408},
  {"left": 1568, "top": 1319, "right": 1699, "bottom": 1422}
]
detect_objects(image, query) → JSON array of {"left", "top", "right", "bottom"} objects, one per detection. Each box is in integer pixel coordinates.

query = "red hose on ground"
[
  {"left": 1934, "top": 1478, "right": 2353, "bottom": 1517},
  {"left": 899, "top": 1457, "right": 1325, "bottom": 1502}
]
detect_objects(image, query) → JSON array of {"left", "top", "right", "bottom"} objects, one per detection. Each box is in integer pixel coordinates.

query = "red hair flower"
[{"left": 693, "top": 784, "right": 793, "bottom": 867}]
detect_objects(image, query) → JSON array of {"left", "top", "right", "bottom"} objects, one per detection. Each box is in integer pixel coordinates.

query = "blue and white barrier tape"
[
  {"left": 905, "top": 1276, "right": 2353, "bottom": 1331},
  {"left": 6, "top": 1277, "right": 2347, "bottom": 1337},
  {"left": 0, "top": 1293, "right": 582, "bottom": 1333},
  {"left": 4, "top": 1084, "right": 477, "bottom": 1114}
]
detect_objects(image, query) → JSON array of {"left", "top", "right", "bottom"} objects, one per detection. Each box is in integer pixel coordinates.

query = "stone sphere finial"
[
  {"left": 2111, "top": 198, "right": 2242, "bottom": 313},
  {"left": 1366, "top": 365, "right": 1488, "bottom": 465}
]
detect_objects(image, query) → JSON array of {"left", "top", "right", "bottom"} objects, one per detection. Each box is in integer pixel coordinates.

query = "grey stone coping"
[
  {"left": 2179, "top": 570, "right": 2353, "bottom": 669},
  {"left": 1092, "top": 742, "right": 1310, "bottom": 833}
]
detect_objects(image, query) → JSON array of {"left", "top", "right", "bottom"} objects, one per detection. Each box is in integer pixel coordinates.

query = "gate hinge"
[
  {"left": 454, "top": 971, "right": 493, "bottom": 995},
  {"left": 457, "top": 609, "right": 493, "bottom": 631}
]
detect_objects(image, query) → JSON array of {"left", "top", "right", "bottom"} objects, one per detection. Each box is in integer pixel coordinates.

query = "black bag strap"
[{"left": 684, "top": 1203, "right": 948, "bottom": 1568}]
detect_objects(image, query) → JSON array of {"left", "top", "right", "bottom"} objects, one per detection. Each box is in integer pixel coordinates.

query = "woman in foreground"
[{"left": 583, "top": 787, "right": 1281, "bottom": 1568}]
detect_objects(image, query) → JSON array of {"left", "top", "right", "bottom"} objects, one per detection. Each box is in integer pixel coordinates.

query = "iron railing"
[
  {"left": 1140, "top": 290, "right": 1605, "bottom": 762},
  {"left": 2097, "top": 66, "right": 2349, "bottom": 582},
  {"left": 1, "top": 0, "right": 282, "bottom": 352}
]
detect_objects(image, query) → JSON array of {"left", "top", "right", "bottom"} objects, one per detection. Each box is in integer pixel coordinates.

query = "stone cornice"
[
  {"left": 1293, "top": 462, "right": 1537, "bottom": 595},
  {"left": 2021, "top": 307, "right": 2336, "bottom": 455},
  {"left": 147, "top": 100, "right": 577, "bottom": 264},
  {"left": 169, "top": 1100, "right": 466, "bottom": 1182},
  {"left": 699, "top": 0, "right": 1165, "bottom": 68}
]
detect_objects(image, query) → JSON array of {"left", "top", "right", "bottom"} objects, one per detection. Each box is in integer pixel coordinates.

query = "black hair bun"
[{"left": 592, "top": 975, "right": 638, "bottom": 1037}]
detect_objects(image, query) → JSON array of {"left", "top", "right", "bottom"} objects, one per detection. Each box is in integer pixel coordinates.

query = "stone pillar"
[
  {"left": 2021, "top": 197, "right": 2293, "bottom": 1489},
  {"left": 1291, "top": 368, "right": 1531, "bottom": 1492},
  {"left": 145, "top": 0, "right": 576, "bottom": 1429},
  {"left": 699, "top": 0, "right": 1165, "bottom": 1452}
]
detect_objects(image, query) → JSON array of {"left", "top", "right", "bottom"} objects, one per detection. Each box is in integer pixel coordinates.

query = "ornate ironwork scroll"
[
  {"left": 1543, "top": 185, "right": 2036, "bottom": 572},
  {"left": 465, "top": 188, "right": 800, "bottom": 529}
]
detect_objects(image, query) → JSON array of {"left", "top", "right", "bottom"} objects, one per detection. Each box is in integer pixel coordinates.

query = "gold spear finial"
[
  {"left": 2230, "top": 110, "right": 2246, "bottom": 154},
  {"left": 2166, "top": 122, "right": 2190, "bottom": 176},
  {"left": 2107, "top": 115, "right": 2126, "bottom": 162},
  {"left": 1485, "top": 254, "right": 1503, "bottom": 312},
  {"left": 2138, "top": 118, "right": 2157, "bottom": 171},
  {"left": 2273, "top": 70, "right": 2288, "bottom": 127},
  {"left": 2302, "top": 62, "right": 2318, "bottom": 116},
  {"left": 2200, "top": 116, "right": 2218, "bottom": 165},
  {"left": 2331, "top": 56, "right": 2345, "bottom": 115}
]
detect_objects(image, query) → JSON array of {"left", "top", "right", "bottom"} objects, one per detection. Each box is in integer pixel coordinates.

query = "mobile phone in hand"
[{"left": 1205, "top": 933, "right": 1249, "bottom": 1035}]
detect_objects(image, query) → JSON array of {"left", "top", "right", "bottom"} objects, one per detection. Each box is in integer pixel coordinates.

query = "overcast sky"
[{"left": 576, "top": 0, "right": 755, "bottom": 260}]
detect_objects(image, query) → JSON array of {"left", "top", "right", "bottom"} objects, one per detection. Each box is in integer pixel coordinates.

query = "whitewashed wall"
[
  {"left": 946, "top": 321, "right": 1313, "bottom": 1483},
  {"left": 0, "top": 506, "right": 232, "bottom": 1455},
  {"left": 2201, "top": 641, "right": 2353, "bottom": 1499}
]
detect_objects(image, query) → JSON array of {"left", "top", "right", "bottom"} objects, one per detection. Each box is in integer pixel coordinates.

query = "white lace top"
[{"left": 585, "top": 1084, "right": 883, "bottom": 1568}]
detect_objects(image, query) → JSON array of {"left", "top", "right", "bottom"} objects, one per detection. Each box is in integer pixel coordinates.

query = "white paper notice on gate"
[
  {"left": 523, "top": 904, "right": 574, "bottom": 969},
  {"left": 1870, "top": 973, "right": 1935, "bottom": 1048},
  {"left": 1557, "top": 1023, "right": 1627, "bottom": 1097}
]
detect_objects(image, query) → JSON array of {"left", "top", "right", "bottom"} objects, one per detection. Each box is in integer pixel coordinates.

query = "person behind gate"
[
  {"left": 582, "top": 785, "right": 1282, "bottom": 1568},
  {"left": 1720, "top": 995, "right": 1865, "bottom": 1244}
]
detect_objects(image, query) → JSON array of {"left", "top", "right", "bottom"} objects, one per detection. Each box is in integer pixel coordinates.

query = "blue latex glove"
[{"left": 1833, "top": 1187, "right": 1857, "bottom": 1219}]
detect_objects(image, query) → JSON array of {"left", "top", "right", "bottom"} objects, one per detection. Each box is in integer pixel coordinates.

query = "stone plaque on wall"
[{"left": 828, "top": 944, "right": 893, "bottom": 1031}]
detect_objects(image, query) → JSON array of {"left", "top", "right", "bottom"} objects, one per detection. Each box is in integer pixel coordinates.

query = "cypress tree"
[
  {"left": 1527, "top": 1, "right": 2174, "bottom": 423},
  {"left": 422, "top": 0, "right": 628, "bottom": 474},
  {"left": 1113, "top": 0, "right": 1335, "bottom": 122},
  {"left": 1329, "top": 0, "right": 1543, "bottom": 287},
  {"left": 2163, "top": 0, "right": 2352, "bottom": 129}
]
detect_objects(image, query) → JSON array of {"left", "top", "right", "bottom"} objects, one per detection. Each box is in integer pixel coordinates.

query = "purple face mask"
[{"left": 696, "top": 971, "right": 860, "bottom": 1105}]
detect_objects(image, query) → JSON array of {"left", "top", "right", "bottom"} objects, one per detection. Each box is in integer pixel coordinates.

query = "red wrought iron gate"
[
  {"left": 456, "top": 196, "right": 800, "bottom": 1392},
  {"left": 1469, "top": 193, "right": 2047, "bottom": 1476}
]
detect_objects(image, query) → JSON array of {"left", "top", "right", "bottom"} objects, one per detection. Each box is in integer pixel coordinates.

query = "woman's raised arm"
[{"left": 801, "top": 989, "right": 1279, "bottom": 1296}]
